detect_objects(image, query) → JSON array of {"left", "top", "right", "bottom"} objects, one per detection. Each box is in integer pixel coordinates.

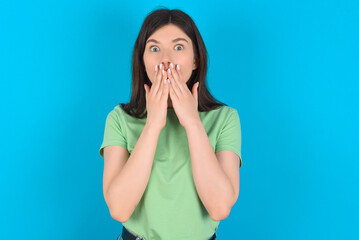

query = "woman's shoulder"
[
  {"left": 104, "top": 104, "right": 126, "bottom": 122},
  {"left": 199, "top": 105, "right": 239, "bottom": 124},
  {"left": 113, "top": 104, "right": 125, "bottom": 114},
  {"left": 206, "top": 105, "right": 238, "bottom": 115},
  {"left": 220, "top": 105, "right": 237, "bottom": 112}
]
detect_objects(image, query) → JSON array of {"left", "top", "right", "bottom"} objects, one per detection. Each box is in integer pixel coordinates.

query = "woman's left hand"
[{"left": 167, "top": 63, "right": 200, "bottom": 129}]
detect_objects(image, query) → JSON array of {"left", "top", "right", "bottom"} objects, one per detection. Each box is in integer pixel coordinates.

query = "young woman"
[{"left": 99, "top": 8, "right": 243, "bottom": 240}]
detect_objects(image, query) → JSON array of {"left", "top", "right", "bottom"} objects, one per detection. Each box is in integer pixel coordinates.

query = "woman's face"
[{"left": 143, "top": 24, "right": 197, "bottom": 84}]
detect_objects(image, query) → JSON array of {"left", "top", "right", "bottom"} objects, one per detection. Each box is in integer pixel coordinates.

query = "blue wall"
[{"left": 1, "top": 0, "right": 358, "bottom": 239}]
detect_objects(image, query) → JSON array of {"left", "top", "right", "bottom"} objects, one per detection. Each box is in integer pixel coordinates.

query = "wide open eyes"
[{"left": 149, "top": 44, "right": 184, "bottom": 52}]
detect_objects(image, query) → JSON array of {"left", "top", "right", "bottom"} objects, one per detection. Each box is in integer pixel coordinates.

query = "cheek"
[
  {"left": 182, "top": 71, "right": 192, "bottom": 83},
  {"left": 179, "top": 62, "right": 194, "bottom": 82},
  {"left": 143, "top": 59, "right": 154, "bottom": 82}
]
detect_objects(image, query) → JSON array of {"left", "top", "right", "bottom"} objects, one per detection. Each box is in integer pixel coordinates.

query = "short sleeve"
[
  {"left": 99, "top": 109, "right": 127, "bottom": 158},
  {"left": 215, "top": 109, "right": 243, "bottom": 168}
]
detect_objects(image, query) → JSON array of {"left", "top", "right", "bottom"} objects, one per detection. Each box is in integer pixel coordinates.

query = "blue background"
[{"left": 1, "top": 0, "right": 358, "bottom": 239}]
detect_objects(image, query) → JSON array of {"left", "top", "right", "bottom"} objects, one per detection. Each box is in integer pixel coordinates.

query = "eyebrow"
[{"left": 146, "top": 37, "right": 189, "bottom": 45}]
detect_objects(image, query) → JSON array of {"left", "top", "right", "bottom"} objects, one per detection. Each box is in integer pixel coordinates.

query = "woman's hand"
[
  {"left": 167, "top": 62, "right": 200, "bottom": 129},
  {"left": 144, "top": 64, "right": 170, "bottom": 130}
]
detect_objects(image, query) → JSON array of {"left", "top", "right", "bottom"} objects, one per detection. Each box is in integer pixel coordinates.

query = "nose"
[
  {"left": 160, "top": 51, "right": 173, "bottom": 70},
  {"left": 163, "top": 63, "right": 169, "bottom": 71},
  {"left": 161, "top": 61, "right": 173, "bottom": 71}
]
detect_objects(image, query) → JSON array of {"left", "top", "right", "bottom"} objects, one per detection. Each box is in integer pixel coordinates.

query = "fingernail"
[
  {"left": 170, "top": 63, "right": 174, "bottom": 68},
  {"left": 176, "top": 64, "right": 180, "bottom": 70},
  {"left": 168, "top": 68, "right": 171, "bottom": 74},
  {"left": 164, "top": 79, "right": 167, "bottom": 84},
  {"left": 155, "top": 65, "right": 158, "bottom": 71},
  {"left": 160, "top": 64, "right": 163, "bottom": 69},
  {"left": 162, "top": 69, "right": 165, "bottom": 75}
]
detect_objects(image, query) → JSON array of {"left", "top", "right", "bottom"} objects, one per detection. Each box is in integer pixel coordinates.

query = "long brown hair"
[{"left": 120, "top": 7, "right": 227, "bottom": 118}]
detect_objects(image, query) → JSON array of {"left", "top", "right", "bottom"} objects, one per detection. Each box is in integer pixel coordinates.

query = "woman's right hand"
[{"left": 144, "top": 64, "right": 170, "bottom": 130}]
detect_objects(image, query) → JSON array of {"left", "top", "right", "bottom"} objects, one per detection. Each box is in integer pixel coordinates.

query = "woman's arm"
[
  {"left": 105, "top": 123, "right": 162, "bottom": 222},
  {"left": 185, "top": 120, "right": 237, "bottom": 221}
]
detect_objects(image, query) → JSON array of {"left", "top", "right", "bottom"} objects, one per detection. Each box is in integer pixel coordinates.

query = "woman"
[{"left": 99, "top": 7, "right": 243, "bottom": 240}]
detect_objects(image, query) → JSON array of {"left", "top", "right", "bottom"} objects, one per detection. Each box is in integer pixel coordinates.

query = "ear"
[{"left": 192, "top": 57, "right": 198, "bottom": 70}]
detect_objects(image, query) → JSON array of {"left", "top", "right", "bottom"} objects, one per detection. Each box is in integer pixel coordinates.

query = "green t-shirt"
[{"left": 99, "top": 105, "right": 242, "bottom": 240}]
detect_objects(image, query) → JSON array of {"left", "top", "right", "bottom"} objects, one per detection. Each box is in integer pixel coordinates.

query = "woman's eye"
[
  {"left": 150, "top": 46, "right": 159, "bottom": 52},
  {"left": 175, "top": 44, "right": 184, "bottom": 50},
  {"left": 149, "top": 45, "right": 184, "bottom": 52}
]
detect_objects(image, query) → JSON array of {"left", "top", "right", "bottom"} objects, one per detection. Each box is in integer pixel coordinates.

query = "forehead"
[{"left": 147, "top": 24, "right": 191, "bottom": 44}]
